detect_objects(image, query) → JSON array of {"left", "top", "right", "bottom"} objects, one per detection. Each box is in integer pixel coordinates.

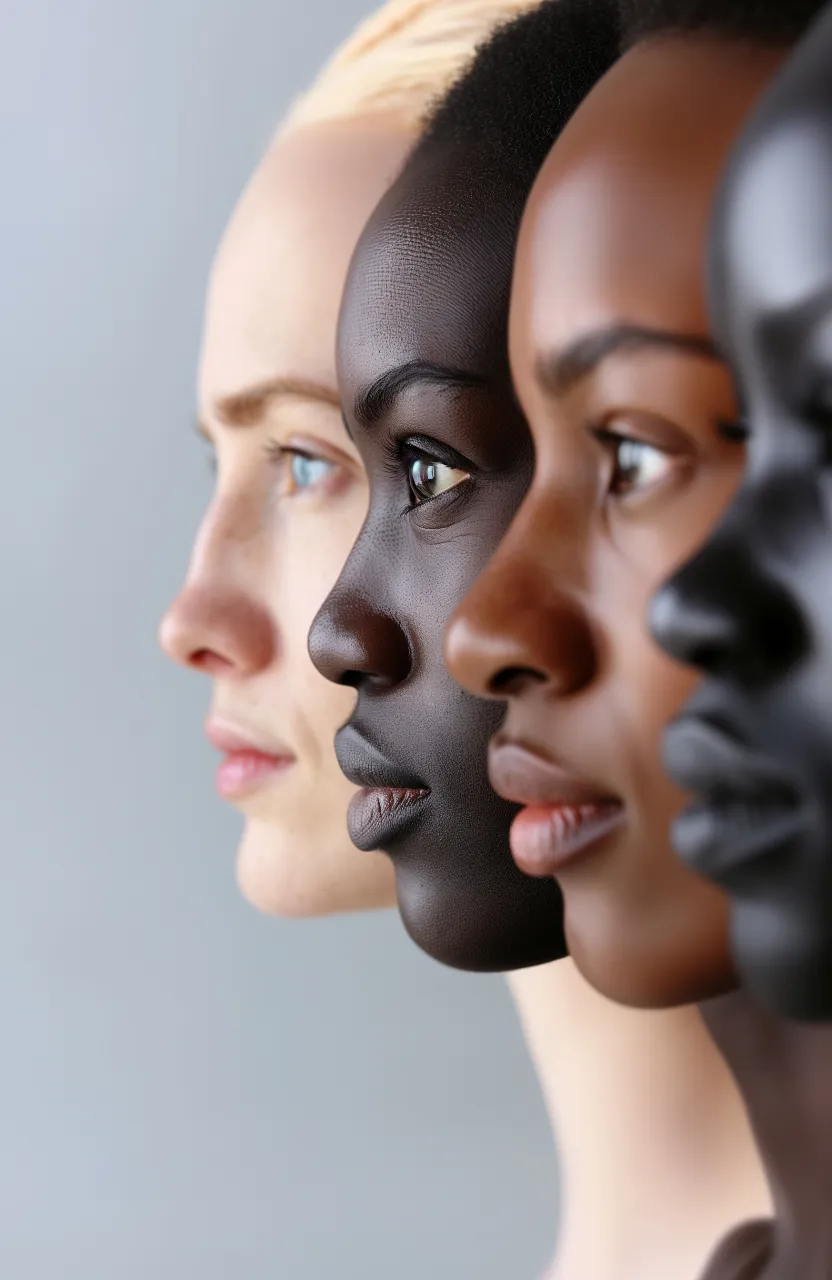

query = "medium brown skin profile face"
[{"left": 446, "top": 38, "right": 786, "bottom": 1008}]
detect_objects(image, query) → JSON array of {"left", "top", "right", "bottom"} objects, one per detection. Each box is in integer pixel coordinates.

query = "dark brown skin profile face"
[
  {"left": 308, "top": 149, "right": 565, "bottom": 971},
  {"left": 446, "top": 37, "right": 786, "bottom": 1007}
]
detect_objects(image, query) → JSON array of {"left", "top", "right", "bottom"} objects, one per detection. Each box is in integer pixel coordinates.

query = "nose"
[
  {"left": 309, "top": 578, "right": 412, "bottom": 690},
  {"left": 650, "top": 509, "right": 807, "bottom": 688},
  {"left": 446, "top": 538, "right": 597, "bottom": 701},
  {"left": 159, "top": 505, "right": 276, "bottom": 679}
]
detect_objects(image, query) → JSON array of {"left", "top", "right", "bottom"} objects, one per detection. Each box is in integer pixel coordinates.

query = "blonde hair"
[{"left": 283, "top": 0, "right": 544, "bottom": 133}]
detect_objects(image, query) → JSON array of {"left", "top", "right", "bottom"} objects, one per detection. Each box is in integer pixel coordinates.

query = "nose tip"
[
  {"left": 446, "top": 559, "right": 597, "bottom": 702},
  {"left": 308, "top": 591, "right": 412, "bottom": 689},
  {"left": 648, "top": 576, "right": 737, "bottom": 671},
  {"left": 651, "top": 528, "right": 808, "bottom": 687},
  {"left": 159, "top": 583, "right": 275, "bottom": 677},
  {"left": 444, "top": 609, "right": 543, "bottom": 698}
]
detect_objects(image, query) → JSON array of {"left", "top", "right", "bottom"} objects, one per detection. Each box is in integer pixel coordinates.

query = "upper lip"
[
  {"left": 488, "top": 735, "right": 621, "bottom": 809},
  {"left": 335, "top": 722, "right": 429, "bottom": 792},
  {"left": 664, "top": 692, "right": 798, "bottom": 803},
  {"left": 205, "top": 715, "right": 293, "bottom": 760}
]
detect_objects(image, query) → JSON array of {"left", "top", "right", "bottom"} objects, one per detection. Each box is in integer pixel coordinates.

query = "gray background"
[{"left": 0, "top": 2, "right": 557, "bottom": 1276}]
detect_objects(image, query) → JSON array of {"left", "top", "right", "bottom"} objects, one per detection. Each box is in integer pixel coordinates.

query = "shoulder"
[{"left": 699, "top": 1217, "right": 774, "bottom": 1280}]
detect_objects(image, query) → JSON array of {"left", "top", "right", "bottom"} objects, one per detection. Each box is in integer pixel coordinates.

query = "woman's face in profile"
[
  {"left": 308, "top": 147, "right": 565, "bottom": 972},
  {"left": 447, "top": 39, "right": 785, "bottom": 1007},
  {"left": 160, "top": 120, "right": 410, "bottom": 917}
]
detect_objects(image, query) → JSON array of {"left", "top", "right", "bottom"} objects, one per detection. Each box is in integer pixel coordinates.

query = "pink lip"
[
  {"left": 205, "top": 717, "right": 295, "bottom": 800},
  {"left": 509, "top": 803, "right": 624, "bottom": 876},
  {"left": 489, "top": 738, "right": 624, "bottom": 877}
]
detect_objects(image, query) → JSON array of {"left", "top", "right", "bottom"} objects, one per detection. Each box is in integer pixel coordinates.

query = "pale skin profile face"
[{"left": 160, "top": 119, "right": 411, "bottom": 916}]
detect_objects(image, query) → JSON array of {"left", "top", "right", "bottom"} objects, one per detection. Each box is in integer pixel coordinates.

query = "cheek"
[{"left": 593, "top": 548, "right": 698, "bottom": 774}]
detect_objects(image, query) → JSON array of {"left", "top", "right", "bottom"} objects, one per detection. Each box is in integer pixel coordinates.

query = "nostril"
[
  {"left": 489, "top": 665, "right": 547, "bottom": 697},
  {"left": 189, "top": 648, "right": 237, "bottom": 676}
]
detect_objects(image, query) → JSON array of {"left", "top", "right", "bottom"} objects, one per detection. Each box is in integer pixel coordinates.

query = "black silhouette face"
[
  {"left": 308, "top": 148, "right": 565, "bottom": 971},
  {"left": 652, "top": 6, "right": 832, "bottom": 1019}
]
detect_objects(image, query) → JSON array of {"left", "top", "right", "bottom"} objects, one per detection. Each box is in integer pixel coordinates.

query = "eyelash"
[{"left": 717, "top": 415, "right": 750, "bottom": 443}]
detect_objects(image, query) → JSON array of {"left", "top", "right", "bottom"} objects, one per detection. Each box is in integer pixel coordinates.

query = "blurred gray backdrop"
[{"left": 0, "top": 2, "right": 558, "bottom": 1277}]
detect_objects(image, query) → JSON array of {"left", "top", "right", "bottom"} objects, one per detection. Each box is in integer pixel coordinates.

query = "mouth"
[
  {"left": 206, "top": 718, "right": 295, "bottom": 801},
  {"left": 335, "top": 723, "right": 430, "bottom": 853},
  {"left": 489, "top": 738, "right": 624, "bottom": 877},
  {"left": 664, "top": 712, "right": 805, "bottom": 877}
]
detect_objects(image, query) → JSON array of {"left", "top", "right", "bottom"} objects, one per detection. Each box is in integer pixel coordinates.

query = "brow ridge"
[
  {"left": 353, "top": 359, "right": 489, "bottom": 427},
  {"left": 537, "top": 323, "right": 721, "bottom": 398}
]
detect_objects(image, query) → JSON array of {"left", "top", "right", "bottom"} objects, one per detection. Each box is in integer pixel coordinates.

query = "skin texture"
[
  {"left": 445, "top": 37, "right": 786, "bottom": 1007},
  {"left": 160, "top": 121, "right": 410, "bottom": 916},
  {"left": 308, "top": 148, "right": 565, "bottom": 971},
  {"left": 652, "top": 6, "right": 832, "bottom": 1024}
]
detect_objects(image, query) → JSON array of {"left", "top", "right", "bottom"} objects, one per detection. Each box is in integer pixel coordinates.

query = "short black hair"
[
  {"left": 618, "top": 0, "right": 827, "bottom": 50},
  {"left": 410, "top": 0, "right": 621, "bottom": 200}
]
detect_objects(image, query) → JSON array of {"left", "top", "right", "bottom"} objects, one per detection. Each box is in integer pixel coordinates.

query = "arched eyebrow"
[
  {"left": 199, "top": 376, "right": 341, "bottom": 436},
  {"left": 536, "top": 323, "right": 721, "bottom": 399},
  {"left": 353, "top": 359, "right": 489, "bottom": 429}
]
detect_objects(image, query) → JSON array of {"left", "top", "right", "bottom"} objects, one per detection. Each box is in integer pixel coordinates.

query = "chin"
[
  {"left": 393, "top": 860, "right": 566, "bottom": 973},
  {"left": 566, "top": 905, "right": 737, "bottom": 1009},
  {"left": 235, "top": 819, "right": 397, "bottom": 918}
]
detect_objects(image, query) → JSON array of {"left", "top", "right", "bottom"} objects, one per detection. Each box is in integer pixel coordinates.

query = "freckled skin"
[{"left": 309, "top": 152, "right": 565, "bottom": 972}]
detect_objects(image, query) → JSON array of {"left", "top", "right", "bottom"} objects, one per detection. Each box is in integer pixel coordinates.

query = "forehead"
[
  {"left": 337, "top": 151, "right": 517, "bottom": 391},
  {"left": 511, "top": 39, "right": 787, "bottom": 359},
  {"left": 719, "top": 119, "right": 832, "bottom": 319},
  {"left": 199, "top": 121, "right": 410, "bottom": 405}
]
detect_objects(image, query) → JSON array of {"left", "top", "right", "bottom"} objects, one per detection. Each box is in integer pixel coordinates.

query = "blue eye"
[{"left": 289, "top": 452, "right": 333, "bottom": 491}]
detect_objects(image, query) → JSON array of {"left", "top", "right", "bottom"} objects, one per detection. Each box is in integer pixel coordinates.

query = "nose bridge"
[
  {"left": 308, "top": 530, "right": 411, "bottom": 689},
  {"left": 188, "top": 483, "right": 268, "bottom": 585},
  {"left": 446, "top": 501, "right": 596, "bottom": 700},
  {"left": 159, "top": 490, "right": 276, "bottom": 677}
]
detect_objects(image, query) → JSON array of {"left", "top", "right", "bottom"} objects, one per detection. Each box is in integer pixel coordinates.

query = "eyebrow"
[
  {"left": 198, "top": 375, "right": 341, "bottom": 436},
  {"left": 353, "top": 359, "right": 490, "bottom": 428},
  {"left": 536, "top": 323, "right": 721, "bottom": 398}
]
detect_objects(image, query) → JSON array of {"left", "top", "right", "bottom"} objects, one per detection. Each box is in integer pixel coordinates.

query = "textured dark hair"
[
  {"left": 618, "top": 0, "right": 827, "bottom": 50},
  {"left": 409, "top": 0, "right": 621, "bottom": 198}
]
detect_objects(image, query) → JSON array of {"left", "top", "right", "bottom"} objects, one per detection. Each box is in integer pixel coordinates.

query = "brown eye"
[
  {"left": 408, "top": 456, "right": 470, "bottom": 504},
  {"left": 596, "top": 430, "right": 675, "bottom": 497}
]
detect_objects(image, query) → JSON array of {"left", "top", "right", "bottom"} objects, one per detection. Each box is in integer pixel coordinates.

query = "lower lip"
[
  {"left": 347, "top": 786, "right": 430, "bottom": 852},
  {"left": 673, "top": 798, "right": 807, "bottom": 878},
  {"left": 509, "top": 803, "right": 624, "bottom": 876},
  {"left": 215, "top": 750, "right": 294, "bottom": 800}
]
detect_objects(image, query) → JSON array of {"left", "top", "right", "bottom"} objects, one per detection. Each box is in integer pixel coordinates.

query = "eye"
[
  {"left": 265, "top": 443, "right": 338, "bottom": 496},
  {"left": 407, "top": 455, "right": 471, "bottom": 504},
  {"left": 595, "top": 428, "right": 676, "bottom": 498},
  {"left": 287, "top": 451, "right": 334, "bottom": 492}
]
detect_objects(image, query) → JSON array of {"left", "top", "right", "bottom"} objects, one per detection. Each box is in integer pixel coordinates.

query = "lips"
[
  {"left": 664, "top": 712, "right": 804, "bottom": 878},
  {"left": 206, "top": 717, "right": 295, "bottom": 801},
  {"left": 335, "top": 723, "right": 430, "bottom": 852},
  {"left": 489, "top": 738, "right": 624, "bottom": 876}
]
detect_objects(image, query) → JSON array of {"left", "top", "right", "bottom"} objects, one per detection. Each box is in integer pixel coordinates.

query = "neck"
[
  {"left": 702, "top": 991, "right": 832, "bottom": 1280},
  {"left": 507, "top": 960, "right": 770, "bottom": 1280}
]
